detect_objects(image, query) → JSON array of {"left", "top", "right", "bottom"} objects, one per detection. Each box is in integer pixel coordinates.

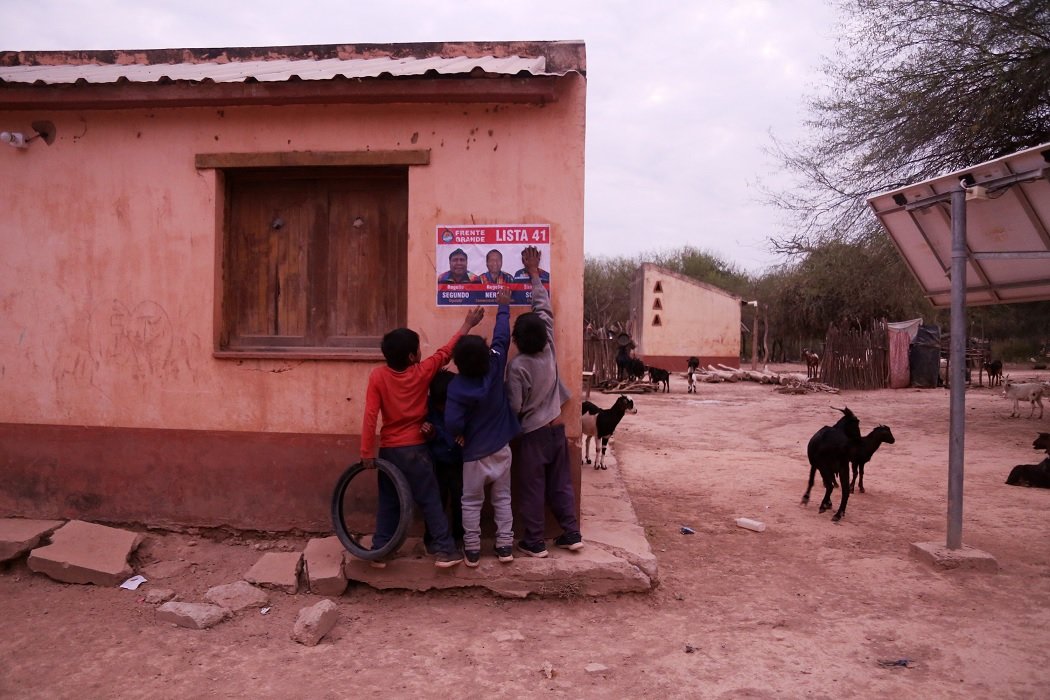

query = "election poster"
[{"left": 435, "top": 224, "right": 552, "bottom": 306}]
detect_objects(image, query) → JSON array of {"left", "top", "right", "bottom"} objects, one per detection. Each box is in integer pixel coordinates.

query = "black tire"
[{"left": 331, "top": 458, "right": 413, "bottom": 561}]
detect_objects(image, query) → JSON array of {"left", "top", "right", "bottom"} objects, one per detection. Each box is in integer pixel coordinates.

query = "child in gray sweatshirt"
[{"left": 505, "top": 246, "right": 583, "bottom": 557}]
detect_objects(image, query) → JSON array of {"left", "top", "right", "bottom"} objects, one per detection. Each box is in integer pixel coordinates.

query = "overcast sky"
[{"left": 0, "top": 0, "right": 839, "bottom": 273}]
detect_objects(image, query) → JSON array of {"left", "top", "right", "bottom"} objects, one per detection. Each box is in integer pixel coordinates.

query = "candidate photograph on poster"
[{"left": 435, "top": 224, "right": 551, "bottom": 306}]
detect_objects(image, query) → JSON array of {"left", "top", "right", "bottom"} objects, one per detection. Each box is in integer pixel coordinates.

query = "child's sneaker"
[
  {"left": 369, "top": 559, "right": 387, "bottom": 569},
  {"left": 517, "top": 540, "right": 548, "bottom": 558},
  {"left": 464, "top": 549, "right": 481, "bottom": 568},
  {"left": 434, "top": 551, "right": 462, "bottom": 568},
  {"left": 555, "top": 531, "right": 584, "bottom": 551},
  {"left": 495, "top": 545, "right": 514, "bottom": 563}
]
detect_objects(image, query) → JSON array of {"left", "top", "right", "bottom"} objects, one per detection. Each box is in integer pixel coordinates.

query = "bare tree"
[{"left": 769, "top": 0, "right": 1050, "bottom": 253}]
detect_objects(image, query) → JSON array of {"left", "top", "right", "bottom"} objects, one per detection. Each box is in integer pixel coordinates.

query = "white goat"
[{"left": 1002, "top": 377, "right": 1045, "bottom": 419}]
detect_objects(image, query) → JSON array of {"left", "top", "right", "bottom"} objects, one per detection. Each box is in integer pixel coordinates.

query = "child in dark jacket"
[
  {"left": 444, "top": 288, "right": 521, "bottom": 566},
  {"left": 421, "top": 370, "right": 464, "bottom": 549}
]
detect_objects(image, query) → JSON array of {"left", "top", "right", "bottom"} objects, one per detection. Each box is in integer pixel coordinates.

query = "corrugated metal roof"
[{"left": 0, "top": 55, "right": 551, "bottom": 85}]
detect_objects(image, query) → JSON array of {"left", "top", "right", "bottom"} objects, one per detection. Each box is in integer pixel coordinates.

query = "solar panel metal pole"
[{"left": 947, "top": 184, "right": 967, "bottom": 550}]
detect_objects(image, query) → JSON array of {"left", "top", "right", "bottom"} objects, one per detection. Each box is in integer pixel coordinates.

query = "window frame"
[{"left": 201, "top": 151, "right": 428, "bottom": 360}]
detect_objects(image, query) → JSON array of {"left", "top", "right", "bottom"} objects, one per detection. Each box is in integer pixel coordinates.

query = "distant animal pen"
[
  {"left": 584, "top": 337, "right": 620, "bottom": 383},
  {"left": 819, "top": 320, "right": 890, "bottom": 390}
]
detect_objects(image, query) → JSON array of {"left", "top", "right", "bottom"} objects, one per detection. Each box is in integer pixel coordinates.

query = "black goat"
[
  {"left": 801, "top": 406, "right": 862, "bottom": 522},
  {"left": 1005, "top": 432, "right": 1050, "bottom": 488},
  {"left": 648, "top": 366, "right": 670, "bottom": 393},
  {"left": 581, "top": 395, "right": 637, "bottom": 469},
  {"left": 625, "top": 358, "right": 646, "bottom": 381},
  {"left": 1037, "top": 432, "right": 1050, "bottom": 454},
  {"left": 984, "top": 359, "right": 1003, "bottom": 387},
  {"left": 848, "top": 424, "right": 895, "bottom": 493}
]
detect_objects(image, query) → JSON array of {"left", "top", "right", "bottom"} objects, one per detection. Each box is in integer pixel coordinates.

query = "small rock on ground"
[
  {"left": 291, "top": 599, "right": 339, "bottom": 646},
  {"left": 144, "top": 588, "right": 176, "bottom": 604},
  {"left": 156, "top": 602, "right": 230, "bottom": 630},
  {"left": 205, "top": 580, "right": 270, "bottom": 611}
]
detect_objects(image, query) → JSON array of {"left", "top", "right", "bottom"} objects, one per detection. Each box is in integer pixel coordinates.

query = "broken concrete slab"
[
  {"left": 156, "top": 601, "right": 230, "bottom": 630},
  {"left": 582, "top": 520, "right": 659, "bottom": 582},
  {"left": 0, "top": 518, "right": 65, "bottom": 562},
  {"left": 205, "top": 580, "right": 270, "bottom": 612},
  {"left": 291, "top": 599, "right": 339, "bottom": 646},
  {"left": 910, "top": 541, "right": 999, "bottom": 572},
  {"left": 303, "top": 536, "right": 348, "bottom": 597},
  {"left": 244, "top": 551, "right": 303, "bottom": 594},
  {"left": 580, "top": 491, "right": 639, "bottom": 523},
  {"left": 27, "top": 520, "right": 144, "bottom": 586},
  {"left": 344, "top": 537, "right": 651, "bottom": 598}
]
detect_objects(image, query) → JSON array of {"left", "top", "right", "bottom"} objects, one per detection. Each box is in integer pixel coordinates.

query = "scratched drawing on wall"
[{"left": 90, "top": 300, "right": 174, "bottom": 378}]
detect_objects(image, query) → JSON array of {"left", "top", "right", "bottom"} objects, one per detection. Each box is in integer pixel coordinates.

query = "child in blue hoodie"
[{"left": 445, "top": 288, "right": 521, "bottom": 566}]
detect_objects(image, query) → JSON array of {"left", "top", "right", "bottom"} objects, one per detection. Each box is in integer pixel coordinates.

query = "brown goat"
[{"left": 802, "top": 349, "right": 821, "bottom": 380}]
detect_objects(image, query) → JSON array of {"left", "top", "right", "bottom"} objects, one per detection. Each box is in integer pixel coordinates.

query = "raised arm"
[
  {"left": 520, "top": 246, "right": 554, "bottom": 346},
  {"left": 420, "top": 306, "right": 485, "bottom": 376},
  {"left": 491, "top": 287, "right": 512, "bottom": 361},
  {"left": 521, "top": 246, "right": 552, "bottom": 315}
]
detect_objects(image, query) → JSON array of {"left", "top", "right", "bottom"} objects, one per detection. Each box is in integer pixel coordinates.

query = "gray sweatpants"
[{"left": 461, "top": 445, "right": 514, "bottom": 550}]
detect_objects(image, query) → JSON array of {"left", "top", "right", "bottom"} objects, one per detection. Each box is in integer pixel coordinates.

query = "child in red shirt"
[{"left": 361, "top": 307, "right": 483, "bottom": 567}]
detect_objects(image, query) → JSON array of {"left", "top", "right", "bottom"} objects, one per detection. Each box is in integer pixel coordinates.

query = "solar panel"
[{"left": 868, "top": 142, "right": 1050, "bottom": 308}]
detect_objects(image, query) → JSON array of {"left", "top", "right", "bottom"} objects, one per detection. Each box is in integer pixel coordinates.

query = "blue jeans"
[{"left": 374, "top": 444, "right": 456, "bottom": 555}]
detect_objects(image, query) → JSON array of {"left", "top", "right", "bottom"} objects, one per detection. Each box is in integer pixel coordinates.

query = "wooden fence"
[
  {"left": 820, "top": 320, "right": 889, "bottom": 390},
  {"left": 584, "top": 338, "right": 620, "bottom": 383}
]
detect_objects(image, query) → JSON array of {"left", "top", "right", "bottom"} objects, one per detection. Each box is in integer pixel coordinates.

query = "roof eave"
[{"left": 0, "top": 74, "right": 564, "bottom": 111}]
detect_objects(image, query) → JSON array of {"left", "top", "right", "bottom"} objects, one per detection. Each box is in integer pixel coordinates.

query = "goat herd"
[{"left": 580, "top": 363, "right": 1050, "bottom": 523}]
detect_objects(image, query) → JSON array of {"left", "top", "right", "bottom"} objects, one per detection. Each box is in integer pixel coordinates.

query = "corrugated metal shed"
[{"left": 0, "top": 54, "right": 554, "bottom": 85}]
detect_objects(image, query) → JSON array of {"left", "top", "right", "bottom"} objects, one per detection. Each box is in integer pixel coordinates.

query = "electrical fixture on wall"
[{"left": 1, "top": 120, "right": 57, "bottom": 149}]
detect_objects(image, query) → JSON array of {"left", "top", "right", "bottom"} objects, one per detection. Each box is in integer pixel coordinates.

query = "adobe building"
[
  {"left": 629, "top": 263, "right": 741, "bottom": 370},
  {"left": 0, "top": 42, "right": 586, "bottom": 532}
]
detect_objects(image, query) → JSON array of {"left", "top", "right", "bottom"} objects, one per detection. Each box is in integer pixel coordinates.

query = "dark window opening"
[{"left": 220, "top": 166, "right": 408, "bottom": 354}]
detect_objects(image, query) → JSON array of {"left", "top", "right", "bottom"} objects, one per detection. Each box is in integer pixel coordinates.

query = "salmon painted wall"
[
  {"left": 632, "top": 264, "right": 741, "bottom": 368},
  {"left": 0, "top": 75, "right": 586, "bottom": 529}
]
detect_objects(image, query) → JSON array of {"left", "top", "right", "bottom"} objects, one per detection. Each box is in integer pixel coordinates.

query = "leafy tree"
[
  {"left": 583, "top": 254, "right": 637, "bottom": 333},
  {"left": 787, "top": 236, "right": 933, "bottom": 329},
  {"left": 769, "top": 0, "right": 1050, "bottom": 252},
  {"left": 647, "top": 246, "right": 752, "bottom": 298},
  {"left": 750, "top": 235, "right": 935, "bottom": 360},
  {"left": 967, "top": 300, "right": 1050, "bottom": 359}
]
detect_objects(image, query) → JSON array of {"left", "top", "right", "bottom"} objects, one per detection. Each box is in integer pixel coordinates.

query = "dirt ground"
[{"left": 1, "top": 363, "right": 1048, "bottom": 699}]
